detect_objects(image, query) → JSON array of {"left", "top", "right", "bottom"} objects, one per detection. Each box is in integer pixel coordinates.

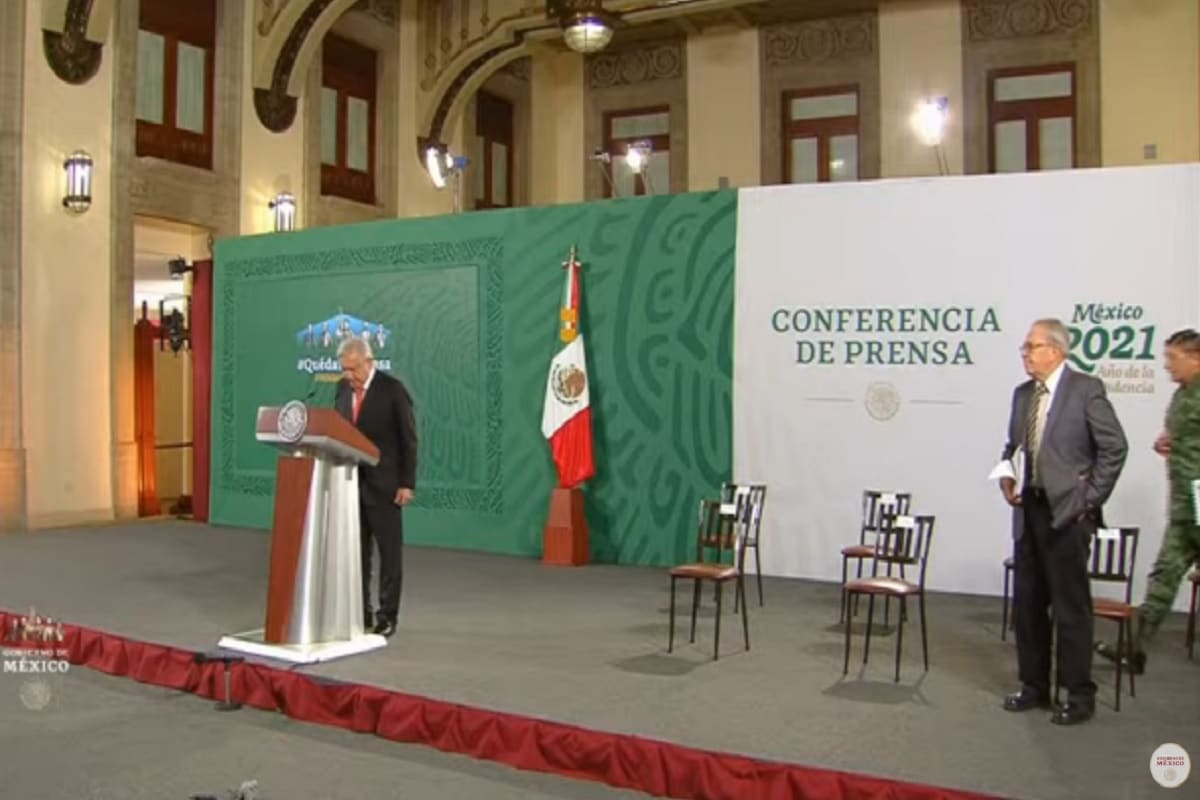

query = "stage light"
[
  {"left": 424, "top": 143, "right": 469, "bottom": 212},
  {"left": 913, "top": 97, "right": 949, "bottom": 147},
  {"left": 625, "top": 140, "right": 651, "bottom": 174},
  {"left": 62, "top": 150, "right": 93, "bottom": 214}
]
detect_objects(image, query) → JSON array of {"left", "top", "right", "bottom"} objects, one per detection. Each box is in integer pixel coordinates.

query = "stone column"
[
  {"left": 0, "top": 0, "right": 27, "bottom": 533},
  {"left": 21, "top": 0, "right": 117, "bottom": 527}
]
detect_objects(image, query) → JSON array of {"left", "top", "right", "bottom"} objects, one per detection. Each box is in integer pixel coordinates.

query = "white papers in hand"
[{"left": 988, "top": 447, "right": 1023, "bottom": 493}]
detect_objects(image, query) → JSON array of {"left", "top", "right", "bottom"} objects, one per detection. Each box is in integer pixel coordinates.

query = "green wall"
[{"left": 210, "top": 191, "right": 735, "bottom": 566}]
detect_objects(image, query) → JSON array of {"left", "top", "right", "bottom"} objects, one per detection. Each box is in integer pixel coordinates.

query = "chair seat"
[
  {"left": 844, "top": 576, "right": 921, "bottom": 596},
  {"left": 1093, "top": 597, "right": 1135, "bottom": 619},
  {"left": 670, "top": 563, "right": 738, "bottom": 580},
  {"left": 1003, "top": 556, "right": 1014, "bottom": 569},
  {"left": 841, "top": 544, "right": 873, "bottom": 558}
]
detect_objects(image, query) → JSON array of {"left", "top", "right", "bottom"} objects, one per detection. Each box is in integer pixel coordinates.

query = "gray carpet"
[
  {"left": 0, "top": 666, "right": 650, "bottom": 799},
  {"left": 1, "top": 520, "right": 1197, "bottom": 800}
]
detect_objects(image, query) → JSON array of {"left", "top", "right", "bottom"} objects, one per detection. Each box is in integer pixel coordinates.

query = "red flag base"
[{"left": 543, "top": 487, "right": 589, "bottom": 566}]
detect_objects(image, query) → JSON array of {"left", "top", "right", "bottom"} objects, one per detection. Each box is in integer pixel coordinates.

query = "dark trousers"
[
  {"left": 361, "top": 499, "right": 404, "bottom": 623},
  {"left": 1014, "top": 490, "right": 1096, "bottom": 706}
]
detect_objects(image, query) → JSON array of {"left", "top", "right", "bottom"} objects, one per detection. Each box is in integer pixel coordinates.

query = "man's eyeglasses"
[{"left": 1019, "top": 343, "right": 1050, "bottom": 355}]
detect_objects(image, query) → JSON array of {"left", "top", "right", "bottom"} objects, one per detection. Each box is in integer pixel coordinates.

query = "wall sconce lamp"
[
  {"left": 424, "top": 143, "right": 469, "bottom": 213},
  {"left": 62, "top": 150, "right": 93, "bottom": 214},
  {"left": 269, "top": 192, "right": 297, "bottom": 232}
]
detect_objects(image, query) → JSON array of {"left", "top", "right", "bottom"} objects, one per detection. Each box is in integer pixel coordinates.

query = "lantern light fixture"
[
  {"left": 269, "top": 192, "right": 296, "bottom": 232},
  {"left": 552, "top": 0, "right": 615, "bottom": 54},
  {"left": 62, "top": 150, "right": 93, "bottom": 214}
]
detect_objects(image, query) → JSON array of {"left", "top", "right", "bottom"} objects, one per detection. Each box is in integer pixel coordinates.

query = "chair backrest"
[
  {"left": 861, "top": 490, "right": 912, "bottom": 544},
  {"left": 872, "top": 512, "right": 935, "bottom": 585},
  {"left": 695, "top": 498, "right": 739, "bottom": 564},
  {"left": 720, "top": 482, "right": 767, "bottom": 544},
  {"left": 1088, "top": 527, "right": 1139, "bottom": 604}
]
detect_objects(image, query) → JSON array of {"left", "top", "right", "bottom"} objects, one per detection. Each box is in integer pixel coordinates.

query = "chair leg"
[
  {"left": 689, "top": 579, "right": 701, "bottom": 643},
  {"left": 894, "top": 595, "right": 906, "bottom": 683},
  {"left": 1001, "top": 566, "right": 1011, "bottom": 642},
  {"left": 918, "top": 591, "right": 929, "bottom": 672},
  {"left": 734, "top": 573, "right": 742, "bottom": 614},
  {"left": 740, "top": 576, "right": 750, "bottom": 651},
  {"left": 713, "top": 581, "right": 723, "bottom": 661},
  {"left": 1126, "top": 618, "right": 1136, "bottom": 699},
  {"left": 853, "top": 559, "right": 864, "bottom": 617},
  {"left": 863, "top": 595, "right": 876, "bottom": 665},
  {"left": 1114, "top": 618, "right": 1124, "bottom": 712},
  {"left": 839, "top": 557, "right": 849, "bottom": 623},
  {"left": 668, "top": 576, "right": 677, "bottom": 653},
  {"left": 843, "top": 591, "right": 854, "bottom": 675},
  {"left": 754, "top": 545, "right": 764, "bottom": 607},
  {"left": 1188, "top": 581, "right": 1198, "bottom": 661}
]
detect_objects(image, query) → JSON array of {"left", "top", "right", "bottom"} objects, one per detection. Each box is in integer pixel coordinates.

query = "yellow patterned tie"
[{"left": 1026, "top": 382, "right": 1048, "bottom": 486}]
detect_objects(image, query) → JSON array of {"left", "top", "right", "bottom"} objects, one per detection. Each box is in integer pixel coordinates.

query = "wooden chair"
[
  {"left": 1186, "top": 564, "right": 1199, "bottom": 661},
  {"left": 839, "top": 490, "right": 912, "bottom": 624},
  {"left": 1087, "top": 527, "right": 1139, "bottom": 712},
  {"left": 718, "top": 482, "right": 767, "bottom": 611},
  {"left": 668, "top": 498, "right": 750, "bottom": 661},
  {"left": 842, "top": 513, "right": 934, "bottom": 683}
]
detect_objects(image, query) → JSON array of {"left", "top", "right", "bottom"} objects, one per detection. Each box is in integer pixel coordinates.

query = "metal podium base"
[{"left": 217, "top": 628, "right": 388, "bottom": 665}]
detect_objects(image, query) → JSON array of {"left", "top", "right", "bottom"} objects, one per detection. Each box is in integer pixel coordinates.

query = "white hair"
[
  {"left": 337, "top": 337, "right": 374, "bottom": 359},
  {"left": 1032, "top": 318, "right": 1070, "bottom": 354}
]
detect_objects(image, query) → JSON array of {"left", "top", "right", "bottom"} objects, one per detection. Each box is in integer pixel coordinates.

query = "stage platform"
[{"left": 1, "top": 520, "right": 1196, "bottom": 800}]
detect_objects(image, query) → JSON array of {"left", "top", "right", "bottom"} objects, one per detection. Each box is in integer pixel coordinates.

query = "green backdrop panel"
[{"left": 211, "top": 190, "right": 735, "bottom": 567}]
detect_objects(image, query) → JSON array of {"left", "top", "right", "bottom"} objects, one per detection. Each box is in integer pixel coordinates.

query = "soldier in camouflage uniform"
[{"left": 1097, "top": 328, "right": 1200, "bottom": 673}]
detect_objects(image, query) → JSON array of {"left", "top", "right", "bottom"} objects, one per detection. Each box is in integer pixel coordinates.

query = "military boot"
[{"left": 1094, "top": 613, "right": 1148, "bottom": 675}]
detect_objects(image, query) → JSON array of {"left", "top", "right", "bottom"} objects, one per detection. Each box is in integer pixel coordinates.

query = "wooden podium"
[
  {"left": 217, "top": 401, "right": 387, "bottom": 664},
  {"left": 543, "top": 487, "right": 589, "bottom": 566}
]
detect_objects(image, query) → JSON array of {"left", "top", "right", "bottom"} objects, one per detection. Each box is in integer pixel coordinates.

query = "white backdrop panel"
[{"left": 734, "top": 165, "right": 1200, "bottom": 610}]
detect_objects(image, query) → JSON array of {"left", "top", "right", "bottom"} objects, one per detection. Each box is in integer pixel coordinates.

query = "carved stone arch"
[
  {"left": 41, "top": 0, "right": 117, "bottom": 85},
  {"left": 252, "top": 0, "right": 363, "bottom": 132},
  {"left": 418, "top": 42, "right": 535, "bottom": 155}
]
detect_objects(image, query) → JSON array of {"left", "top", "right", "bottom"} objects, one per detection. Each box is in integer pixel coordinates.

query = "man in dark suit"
[
  {"left": 336, "top": 337, "right": 418, "bottom": 638},
  {"left": 998, "top": 318, "right": 1127, "bottom": 725}
]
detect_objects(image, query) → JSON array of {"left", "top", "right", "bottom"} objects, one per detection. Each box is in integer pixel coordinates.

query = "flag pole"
[{"left": 542, "top": 245, "right": 591, "bottom": 567}]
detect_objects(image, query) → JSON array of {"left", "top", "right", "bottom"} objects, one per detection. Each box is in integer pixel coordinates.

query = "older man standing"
[
  {"left": 998, "top": 318, "right": 1127, "bottom": 725},
  {"left": 336, "top": 337, "right": 418, "bottom": 638}
]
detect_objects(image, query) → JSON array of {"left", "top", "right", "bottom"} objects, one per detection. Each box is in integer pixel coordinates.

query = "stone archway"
[
  {"left": 41, "top": 0, "right": 117, "bottom": 85},
  {"left": 252, "top": 0, "right": 366, "bottom": 132}
]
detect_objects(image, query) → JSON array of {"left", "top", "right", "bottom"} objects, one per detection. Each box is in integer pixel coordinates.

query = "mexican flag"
[{"left": 541, "top": 250, "right": 595, "bottom": 488}]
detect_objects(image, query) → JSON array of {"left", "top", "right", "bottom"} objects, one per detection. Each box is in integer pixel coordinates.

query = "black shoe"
[
  {"left": 1003, "top": 688, "right": 1051, "bottom": 712},
  {"left": 1050, "top": 703, "right": 1094, "bottom": 726},
  {"left": 373, "top": 618, "right": 396, "bottom": 637},
  {"left": 1094, "top": 641, "right": 1146, "bottom": 675}
]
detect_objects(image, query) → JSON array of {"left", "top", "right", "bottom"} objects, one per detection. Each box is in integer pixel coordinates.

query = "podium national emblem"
[
  {"left": 865, "top": 381, "right": 900, "bottom": 421},
  {"left": 277, "top": 400, "right": 309, "bottom": 442},
  {"left": 551, "top": 363, "right": 587, "bottom": 406}
]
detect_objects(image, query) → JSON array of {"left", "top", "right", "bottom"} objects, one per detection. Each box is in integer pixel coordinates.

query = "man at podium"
[{"left": 334, "top": 337, "right": 418, "bottom": 637}]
